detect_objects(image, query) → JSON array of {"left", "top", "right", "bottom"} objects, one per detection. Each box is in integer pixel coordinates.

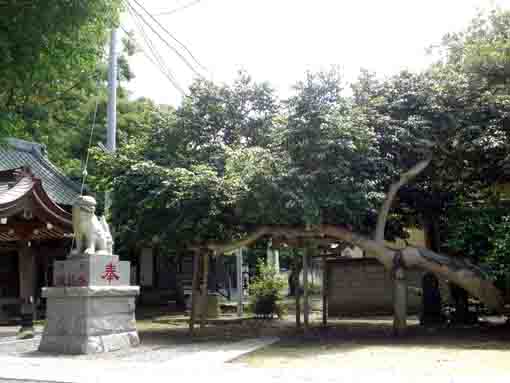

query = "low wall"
[{"left": 327, "top": 258, "right": 424, "bottom": 316}]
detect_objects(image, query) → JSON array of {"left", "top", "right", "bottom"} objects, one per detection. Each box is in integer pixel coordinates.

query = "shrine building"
[{"left": 0, "top": 138, "right": 80, "bottom": 322}]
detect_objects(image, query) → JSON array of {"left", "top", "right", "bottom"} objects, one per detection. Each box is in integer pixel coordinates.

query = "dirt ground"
[
  {"left": 233, "top": 315, "right": 510, "bottom": 375},
  {"left": 137, "top": 304, "right": 510, "bottom": 373},
  {"left": 4, "top": 305, "right": 508, "bottom": 376},
  {"left": 137, "top": 305, "right": 510, "bottom": 376}
]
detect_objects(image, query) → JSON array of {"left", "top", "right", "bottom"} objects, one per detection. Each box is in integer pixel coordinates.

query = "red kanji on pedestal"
[{"left": 101, "top": 262, "right": 120, "bottom": 284}]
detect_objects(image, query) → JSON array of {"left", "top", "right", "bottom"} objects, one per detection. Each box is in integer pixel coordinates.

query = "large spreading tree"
[{"left": 12, "top": 7, "right": 504, "bottom": 311}]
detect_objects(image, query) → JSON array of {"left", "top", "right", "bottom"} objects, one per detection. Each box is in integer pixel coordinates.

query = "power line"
[
  {"left": 120, "top": 23, "right": 185, "bottom": 95},
  {"left": 122, "top": 7, "right": 186, "bottom": 95},
  {"left": 129, "top": 0, "right": 206, "bottom": 73},
  {"left": 127, "top": 8, "right": 186, "bottom": 95},
  {"left": 155, "top": 0, "right": 201, "bottom": 16},
  {"left": 81, "top": 91, "right": 100, "bottom": 195},
  {"left": 125, "top": 0, "right": 202, "bottom": 78}
]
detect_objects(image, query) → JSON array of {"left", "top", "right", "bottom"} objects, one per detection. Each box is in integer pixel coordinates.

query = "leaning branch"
[
  {"left": 375, "top": 156, "right": 432, "bottom": 243},
  {"left": 186, "top": 224, "right": 503, "bottom": 310},
  {"left": 188, "top": 226, "right": 269, "bottom": 254}
]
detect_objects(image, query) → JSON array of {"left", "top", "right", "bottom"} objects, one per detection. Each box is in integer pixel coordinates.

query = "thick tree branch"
[
  {"left": 188, "top": 226, "right": 270, "bottom": 254},
  {"left": 187, "top": 223, "right": 504, "bottom": 311},
  {"left": 375, "top": 156, "right": 433, "bottom": 243}
]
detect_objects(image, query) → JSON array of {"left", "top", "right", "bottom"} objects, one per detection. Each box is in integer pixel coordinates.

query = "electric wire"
[
  {"left": 127, "top": 8, "right": 186, "bottom": 95},
  {"left": 123, "top": 5, "right": 186, "bottom": 95},
  {"left": 130, "top": 0, "right": 205, "bottom": 71},
  {"left": 80, "top": 89, "right": 100, "bottom": 195},
  {"left": 125, "top": 0, "right": 203, "bottom": 78},
  {"left": 68, "top": 80, "right": 100, "bottom": 256},
  {"left": 154, "top": 0, "right": 201, "bottom": 16},
  {"left": 121, "top": 22, "right": 179, "bottom": 88}
]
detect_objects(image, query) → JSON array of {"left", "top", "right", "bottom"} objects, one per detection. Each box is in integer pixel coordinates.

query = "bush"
[
  {"left": 487, "top": 216, "right": 510, "bottom": 293},
  {"left": 446, "top": 207, "right": 510, "bottom": 294},
  {"left": 249, "top": 260, "right": 287, "bottom": 319},
  {"left": 445, "top": 206, "right": 499, "bottom": 261}
]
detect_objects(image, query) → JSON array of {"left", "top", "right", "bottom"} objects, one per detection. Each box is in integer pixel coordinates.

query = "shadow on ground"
[
  {"left": 2, "top": 305, "right": 508, "bottom": 364},
  {"left": 136, "top": 306, "right": 510, "bottom": 352}
]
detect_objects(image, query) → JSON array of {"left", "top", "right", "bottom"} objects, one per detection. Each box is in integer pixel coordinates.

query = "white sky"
[{"left": 123, "top": 0, "right": 510, "bottom": 106}]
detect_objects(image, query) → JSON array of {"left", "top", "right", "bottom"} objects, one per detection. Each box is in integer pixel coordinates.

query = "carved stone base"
[
  {"left": 39, "top": 286, "right": 140, "bottom": 354},
  {"left": 39, "top": 331, "right": 140, "bottom": 354},
  {"left": 53, "top": 255, "right": 130, "bottom": 287}
]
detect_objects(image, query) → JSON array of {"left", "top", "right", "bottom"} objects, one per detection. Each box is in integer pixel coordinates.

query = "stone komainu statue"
[{"left": 71, "top": 196, "right": 113, "bottom": 256}]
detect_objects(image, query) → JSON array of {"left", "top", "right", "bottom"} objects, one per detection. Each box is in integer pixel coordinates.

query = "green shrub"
[
  {"left": 487, "top": 216, "right": 510, "bottom": 292},
  {"left": 249, "top": 260, "right": 287, "bottom": 319},
  {"left": 446, "top": 207, "right": 510, "bottom": 293}
]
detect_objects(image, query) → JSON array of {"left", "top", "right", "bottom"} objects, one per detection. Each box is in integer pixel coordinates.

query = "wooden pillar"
[
  {"left": 322, "top": 255, "right": 328, "bottom": 327},
  {"left": 200, "top": 252, "right": 209, "bottom": 329},
  {"left": 303, "top": 247, "right": 310, "bottom": 331},
  {"left": 189, "top": 252, "right": 200, "bottom": 335},
  {"left": 18, "top": 244, "right": 36, "bottom": 302},
  {"left": 267, "top": 239, "right": 280, "bottom": 274},
  {"left": 294, "top": 255, "right": 301, "bottom": 328},
  {"left": 18, "top": 242, "right": 35, "bottom": 334},
  {"left": 236, "top": 248, "right": 243, "bottom": 317},
  {"left": 392, "top": 252, "right": 407, "bottom": 336}
]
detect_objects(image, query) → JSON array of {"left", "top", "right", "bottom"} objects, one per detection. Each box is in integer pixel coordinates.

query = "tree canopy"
[
  {"left": 1, "top": 1, "right": 121, "bottom": 134},
  {"left": 89, "top": 10, "right": 510, "bottom": 260}
]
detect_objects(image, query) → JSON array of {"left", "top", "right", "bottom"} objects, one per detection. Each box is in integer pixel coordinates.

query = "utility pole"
[
  {"left": 107, "top": 27, "right": 118, "bottom": 153},
  {"left": 105, "top": 27, "right": 118, "bottom": 216}
]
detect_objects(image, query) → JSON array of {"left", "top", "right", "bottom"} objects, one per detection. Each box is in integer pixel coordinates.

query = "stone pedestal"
[{"left": 39, "top": 255, "right": 140, "bottom": 354}]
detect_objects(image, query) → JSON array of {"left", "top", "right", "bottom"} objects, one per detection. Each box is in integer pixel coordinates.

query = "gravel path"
[
  {"left": 0, "top": 337, "right": 281, "bottom": 383},
  {"left": 0, "top": 380, "right": 70, "bottom": 383},
  {"left": 0, "top": 335, "right": 276, "bottom": 363}
]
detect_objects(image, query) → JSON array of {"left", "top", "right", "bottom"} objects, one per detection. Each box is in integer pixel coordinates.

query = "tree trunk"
[
  {"left": 420, "top": 272, "right": 443, "bottom": 325},
  {"left": 236, "top": 248, "right": 243, "bottom": 317},
  {"left": 421, "top": 215, "right": 446, "bottom": 324},
  {"left": 288, "top": 268, "right": 296, "bottom": 296},
  {"left": 392, "top": 256, "right": 408, "bottom": 335},
  {"left": 424, "top": 214, "right": 441, "bottom": 253},
  {"left": 303, "top": 247, "right": 310, "bottom": 331},
  {"left": 189, "top": 253, "right": 200, "bottom": 335},
  {"left": 200, "top": 253, "right": 209, "bottom": 328},
  {"left": 172, "top": 255, "right": 186, "bottom": 311},
  {"left": 209, "top": 255, "right": 217, "bottom": 294},
  {"left": 294, "top": 255, "right": 301, "bottom": 328},
  {"left": 322, "top": 255, "right": 328, "bottom": 327}
]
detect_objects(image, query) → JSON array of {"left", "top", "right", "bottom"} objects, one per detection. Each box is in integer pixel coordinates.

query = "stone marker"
[{"left": 38, "top": 196, "right": 140, "bottom": 354}]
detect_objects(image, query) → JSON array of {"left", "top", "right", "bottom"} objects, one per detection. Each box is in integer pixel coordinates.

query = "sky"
[{"left": 122, "top": 0, "right": 510, "bottom": 106}]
